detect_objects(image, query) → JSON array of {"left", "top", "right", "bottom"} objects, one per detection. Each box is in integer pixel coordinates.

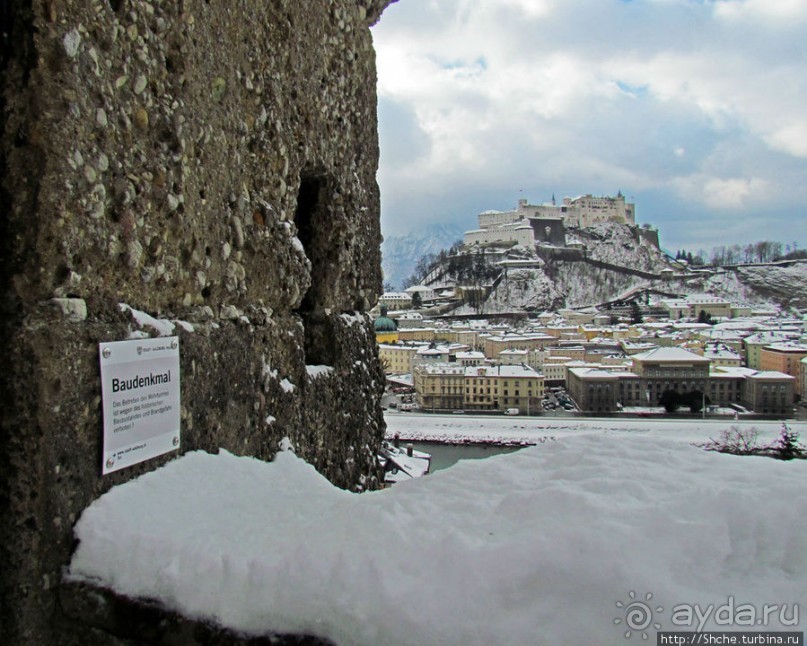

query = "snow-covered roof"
[
  {"left": 712, "top": 321, "right": 765, "bottom": 331},
  {"left": 710, "top": 366, "right": 757, "bottom": 378},
  {"left": 455, "top": 351, "right": 485, "bottom": 359},
  {"left": 703, "top": 344, "right": 741, "bottom": 359},
  {"left": 743, "top": 331, "right": 796, "bottom": 344},
  {"left": 631, "top": 346, "right": 711, "bottom": 363},
  {"left": 465, "top": 365, "right": 542, "bottom": 378},
  {"left": 379, "top": 443, "right": 431, "bottom": 483},
  {"left": 686, "top": 294, "right": 730, "bottom": 304},
  {"left": 378, "top": 343, "right": 419, "bottom": 351},
  {"left": 569, "top": 367, "right": 622, "bottom": 378},
  {"left": 747, "top": 371, "right": 795, "bottom": 381},
  {"left": 672, "top": 322, "right": 713, "bottom": 330},
  {"left": 416, "top": 346, "right": 449, "bottom": 356},
  {"left": 764, "top": 342, "right": 807, "bottom": 353}
]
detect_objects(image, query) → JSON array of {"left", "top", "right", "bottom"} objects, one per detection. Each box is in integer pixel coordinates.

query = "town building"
[
  {"left": 659, "top": 295, "right": 732, "bottom": 321},
  {"left": 707, "top": 367, "right": 750, "bottom": 408},
  {"left": 395, "top": 312, "right": 426, "bottom": 328},
  {"left": 801, "top": 357, "right": 807, "bottom": 404},
  {"left": 541, "top": 357, "right": 577, "bottom": 385},
  {"left": 743, "top": 372, "right": 796, "bottom": 415},
  {"left": 743, "top": 331, "right": 794, "bottom": 368},
  {"left": 702, "top": 343, "right": 743, "bottom": 367},
  {"left": 759, "top": 342, "right": 807, "bottom": 398},
  {"left": 631, "top": 347, "right": 712, "bottom": 403},
  {"left": 498, "top": 349, "right": 530, "bottom": 365},
  {"left": 567, "top": 368, "right": 624, "bottom": 413},
  {"left": 397, "top": 328, "right": 436, "bottom": 343},
  {"left": 413, "top": 364, "right": 466, "bottom": 412},
  {"left": 413, "top": 363, "right": 544, "bottom": 414},
  {"left": 412, "top": 343, "right": 468, "bottom": 370},
  {"left": 482, "top": 333, "right": 557, "bottom": 358},
  {"left": 378, "top": 292, "right": 412, "bottom": 311},
  {"left": 378, "top": 343, "right": 420, "bottom": 376},
  {"left": 566, "top": 345, "right": 795, "bottom": 414},
  {"left": 463, "top": 365, "right": 544, "bottom": 414},
  {"left": 456, "top": 351, "right": 486, "bottom": 367}
]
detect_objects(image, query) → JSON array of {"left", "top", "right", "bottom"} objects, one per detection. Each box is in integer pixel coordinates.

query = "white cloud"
[
  {"left": 607, "top": 51, "right": 807, "bottom": 160},
  {"left": 672, "top": 175, "right": 771, "bottom": 210},
  {"left": 497, "top": 0, "right": 555, "bottom": 19},
  {"left": 372, "top": 0, "right": 807, "bottom": 249},
  {"left": 764, "top": 122, "right": 807, "bottom": 159},
  {"left": 713, "top": 0, "right": 807, "bottom": 23}
]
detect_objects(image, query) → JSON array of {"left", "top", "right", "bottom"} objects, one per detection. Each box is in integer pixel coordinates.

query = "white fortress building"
[
  {"left": 481, "top": 193, "right": 635, "bottom": 229},
  {"left": 464, "top": 192, "right": 636, "bottom": 248}
]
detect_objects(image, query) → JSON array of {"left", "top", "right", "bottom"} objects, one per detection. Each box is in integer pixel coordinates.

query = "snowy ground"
[{"left": 68, "top": 421, "right": 806, "bottom": 645}]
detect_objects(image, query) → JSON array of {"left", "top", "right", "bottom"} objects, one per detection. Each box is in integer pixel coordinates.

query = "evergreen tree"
[
  {"left": 630, "top": 301, "right": 643, "bottom": 324},
  {"left": 774, "top": 424, "right": 804, "bottom": 460}
]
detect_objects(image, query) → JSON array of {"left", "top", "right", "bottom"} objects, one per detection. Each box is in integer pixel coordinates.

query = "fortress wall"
[{"left": 0, "top": 0, "right": 393, "bottom": 641}]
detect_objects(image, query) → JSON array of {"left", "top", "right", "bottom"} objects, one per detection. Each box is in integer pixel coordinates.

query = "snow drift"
[{"left": 68, "top": 435, "right": 805, "bottom": 645}]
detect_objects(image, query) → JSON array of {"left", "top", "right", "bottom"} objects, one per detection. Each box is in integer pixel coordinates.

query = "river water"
[{"left": 404, "top": 441, "right": 526, "bottom": 473}]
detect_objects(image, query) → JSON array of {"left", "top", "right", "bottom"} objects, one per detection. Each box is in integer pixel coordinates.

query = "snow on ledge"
[
  {"left": 119, "top": 303, "right": 194, "bottom": 336},
  {"left": 66, "top": 436, "right": 806, "bottom": 644},
  {"left": 306, "top": 365, "right": 334, "bottom": 379}
]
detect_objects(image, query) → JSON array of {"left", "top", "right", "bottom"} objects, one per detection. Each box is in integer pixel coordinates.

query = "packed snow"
[{"left": 68, "top": 426, "right": 805, "bottom": 645}]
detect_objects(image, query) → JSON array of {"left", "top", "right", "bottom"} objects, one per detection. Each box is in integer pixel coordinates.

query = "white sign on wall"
[{"left": 99, "top": 337, "right": 181, "bottom": 475}]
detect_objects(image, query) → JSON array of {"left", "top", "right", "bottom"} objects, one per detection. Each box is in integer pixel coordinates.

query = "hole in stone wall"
[
  {"left": 294, "top": 171, "right": 339, "bottom": 366},
  {"left": 54, "top": 263, "right": 70, "bottom": 285}
]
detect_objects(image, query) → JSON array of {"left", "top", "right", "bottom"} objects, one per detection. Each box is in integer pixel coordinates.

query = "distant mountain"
[{"left": 381, "top": 223, "right": 466, "bottom": 290}]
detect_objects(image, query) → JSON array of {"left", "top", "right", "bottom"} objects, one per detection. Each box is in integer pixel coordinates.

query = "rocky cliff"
[{"left": 427, "top": 223, "right": 806, "bottom": 314}]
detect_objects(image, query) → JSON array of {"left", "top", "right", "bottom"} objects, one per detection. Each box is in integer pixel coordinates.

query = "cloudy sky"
[{"left": 371, "top": 0, "right": 807, "bottom": 254}]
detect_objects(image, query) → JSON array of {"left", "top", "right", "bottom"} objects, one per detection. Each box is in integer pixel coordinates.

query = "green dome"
[
  {"left": 374, "top": 316, "right": 398, "bottom": 333},
  {"left": 374, "top": 306, "right": 398, "bottom": 333}
]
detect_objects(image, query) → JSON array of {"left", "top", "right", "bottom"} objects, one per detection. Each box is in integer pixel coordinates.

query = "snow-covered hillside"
[
  {"left": 687, "top": 263, "right": 807, "bottom": 309},
  {"left": 418, "top": 222, "right": 806, "bottom": 313},
  {"left": 571, "top": 222, "right": 670, "bottom": 273},
  {"left": 552, "top": 263, "right": 654, "bottom": 308},
  {"left": 483, "top": 268, "right": 563, "bottom": 313}
]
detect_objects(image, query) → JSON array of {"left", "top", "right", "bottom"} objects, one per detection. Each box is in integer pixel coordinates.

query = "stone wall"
[{"left": 0, "top": 0, "right": 394, "bottom": 642}]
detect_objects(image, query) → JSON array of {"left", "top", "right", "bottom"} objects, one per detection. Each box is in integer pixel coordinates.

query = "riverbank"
[{"left": 384, "top": 411, "right": 806, "bottom": 447}]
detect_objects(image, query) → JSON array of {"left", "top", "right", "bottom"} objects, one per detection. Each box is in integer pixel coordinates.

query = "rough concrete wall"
[{"left": 0, "top": 0, "right": 394, "bottom": 642}]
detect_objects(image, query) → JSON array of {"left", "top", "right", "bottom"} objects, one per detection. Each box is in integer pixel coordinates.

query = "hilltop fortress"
[{"left": 464, "top": 193, "right": 645, "bottom": 248}]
